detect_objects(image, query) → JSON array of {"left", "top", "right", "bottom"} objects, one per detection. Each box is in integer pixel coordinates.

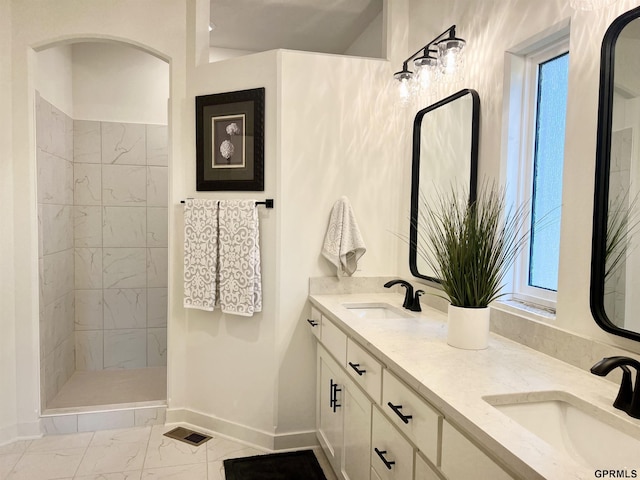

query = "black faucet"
[
  {"left": 591, "top": 356, "right": 640, "bottom": 419},
  {"left": 383, "top": 279, "right": 414, "bottom": 310},
  {"left": 410, "top": 290, "right": 424, "bottom": 312}
]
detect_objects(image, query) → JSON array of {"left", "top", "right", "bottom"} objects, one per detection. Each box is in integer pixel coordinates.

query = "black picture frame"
[{"left": 195, "top": 88, "right": 265, "bottom": 191}]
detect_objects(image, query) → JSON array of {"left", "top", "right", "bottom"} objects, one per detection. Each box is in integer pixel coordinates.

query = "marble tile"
[
  {"left": 103, "top": 248, "right": 147, "bottom": 289},
  {"left": 102, "top": 122, "right": 146, "bottom": 165},
  {"left": 41, "top": 291, "right": 75, "bottom": 356},
  {"left": 76, "top": 427, "right": 148, "bottom": 474},
  {"left": 41, "top": 415, "right": 78, "bottom": 435},
  {"left": 134, "top": 408, "right": 166, "bottom": 427},
  {"left": 36, "top": 92, "right": 51, "bottom": 150},
  {"left": 104, "top": 329, "right": 147, "bottom": 370},
  {"left": 207, "top": 461, "right": 225, "bottom": 480},
  {"left": 147, "top": 248, "right": 168, "bottom": 288},
  {"left": 146, "top": 167, "right": 168, "bottom": 207},
  {"left": 103, "top": 207, "right": 147, "bottom": 248},
  {"left": 146, "top": 125, "right": 168, "bottom": 166},
  {"left": 75, "top": 247, "right": 104, "bottom": 289},
  {"left": 37, "top": 149, "right": 74, "bottom": 205},
  {"left": 142, "top": 463, "right": 207, "bottom": 479},
  {"left": 103, "top": 165, "right": 147, "bottom": 206},
  {"left": 75, "top": 289, "right": 104, "bottom": 331},
  {"left": 26, "top": 432, "right": 93, "bottom": 453},
  {"left": 49, "top": 103, "right": 70, "bottom": 159},
  {"left": 75, "top": 206, "right": 103, "bottom": 247},
  {"left": 41, "top": 204, "right": 74, "bottom": 255},
  {"left": 147, "top": 328, "right": 167, "bottom": 367},
  {"left": 0, "top": 453, "right": 21, "bottom": 479},
  {"left": 76, "top": 472, "right": 142, "bottom": 480},
  {"left": 143, "top": 425, "right": 206, "bottom": 470},
  {"left": 77, "top": 411, "right": 136, "bottom": 434},
  {"left": 76, "top": 331, "right": 104, "bottom": 371},
  {"left": 74, "top": 120, "right": 102, "bottom": 164},
  {"left": 147, "top": 288, "right": 167, "bottom": 328},
  {"left": 6, "top": 447, "right": 85, "bottom": 480},
  {"left": 41, "top": 249, "right": 74, "bottom": 305},
  {"left": 104, "top": 289, "right": 147, "bottom": 330},
  {"left": 0, "top": 441, "right": 31, "bottom": 456},
  {"left": 75, "top": 163, "right": 103, "bottom": 206},
  {"left": 147, "top": 208, "right": 168, "bottom": 247},
  {"left": 38, "top": 204, "right": 44, "bottom": 259},
  {"left": 65, "top": 112, "right": 74, "bottom": 162}
]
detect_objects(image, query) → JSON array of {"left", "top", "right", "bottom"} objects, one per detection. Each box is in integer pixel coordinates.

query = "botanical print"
[{"left": 212, "top": 114, "right": 245, "bottom": 169}]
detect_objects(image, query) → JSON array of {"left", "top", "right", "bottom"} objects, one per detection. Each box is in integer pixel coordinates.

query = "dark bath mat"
[{"left": 223, "top": 449, "right": 327, "bottom": 480}]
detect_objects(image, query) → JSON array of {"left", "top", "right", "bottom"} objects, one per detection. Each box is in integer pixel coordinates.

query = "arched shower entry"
[{"left": 35, "top": 38, "right": 169, "bottom": 421}]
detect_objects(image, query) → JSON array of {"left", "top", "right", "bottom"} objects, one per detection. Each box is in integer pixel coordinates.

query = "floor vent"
[{"left": 163, "top": 427, "right": 212, "bottom": 447}]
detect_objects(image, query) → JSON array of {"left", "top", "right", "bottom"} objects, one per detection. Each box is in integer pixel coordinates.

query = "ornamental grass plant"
[{"left": 418, "top": 183, "right": 530, "bottom": 308}]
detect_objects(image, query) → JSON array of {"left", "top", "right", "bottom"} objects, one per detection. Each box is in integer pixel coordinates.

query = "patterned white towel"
[
  {"left": 322, "top": 196, "right": 366, "bottom": 276},
  {"left": 218, "top": 200, "right": 262, "bottom": 316},
  {"left": 183, "top": 199, "right": 219, "bottom": 311}
]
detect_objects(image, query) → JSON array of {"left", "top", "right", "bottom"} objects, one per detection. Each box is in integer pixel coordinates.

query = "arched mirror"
[
  {"left": 592, "top": 6, "right": 640, "bottom": 342},
  {"left": 409, "top": 89, "right": 480, "bottom": 281}
]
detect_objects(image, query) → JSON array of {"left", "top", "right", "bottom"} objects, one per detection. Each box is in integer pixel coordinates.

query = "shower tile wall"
[
  {"left": 37, "top": 93, "right": 76, "bottom": 408},
  {"left": 74, "top": 120, "right": 168, "bottom": 371}
]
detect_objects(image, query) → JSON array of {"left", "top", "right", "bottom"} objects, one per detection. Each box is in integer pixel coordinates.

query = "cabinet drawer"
[
  {"left": 307, "top": 306, "right": 322, "bottom": 339},
  {"left": 441, "top": 420, "right": 513, "bottom": 480},
  {"left": 382, "top": 370, "right": 440, "bottom": 464},
  {"left": 372, "top": 407, "right": 413, "bottom": 480},
  {"left": 346, "top": 338, "right": 382, "bottom": 403},
  {"left": 321, "top": 316, "right": 347, "bottom": 366}
]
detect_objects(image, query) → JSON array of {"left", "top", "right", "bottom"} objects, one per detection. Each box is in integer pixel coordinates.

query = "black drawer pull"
[
  {"left": 332, "top": 382, "right": 342, "bottom": 412},
  {"left": 348, "top": 361, "right": 367, "bottom": 376},
  {"left": 387, "top": 402, "right": 413, "bottom": 424},
  {"left": 307, "top": 319, "right": 318, "bottom": 327},
  {"left": 374, "top": 447, "right": 395, "bottom": 470}
]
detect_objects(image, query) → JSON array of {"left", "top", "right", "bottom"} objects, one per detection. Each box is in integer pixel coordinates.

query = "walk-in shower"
[{"left": 36, "top": 41, "right": 169, "bottom": 417}]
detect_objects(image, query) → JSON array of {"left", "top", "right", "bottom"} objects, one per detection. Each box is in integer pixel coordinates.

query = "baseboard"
[
  {"left": 0, "top": 420, "right": 42, "bottom": 447},
  {"left": 166, "top": 408, "right": 317, "bottom": 451}
]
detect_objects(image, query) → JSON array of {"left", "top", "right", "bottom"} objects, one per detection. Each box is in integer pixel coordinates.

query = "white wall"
[
  {"left": 72, "top": 42, "right": 169, "bottom": 124},
  {"left": 403, "top": 0, "right": 640, "bottom": 355},
  {"left": 35, "top": 45, "right": 73, "bottom": 116}
]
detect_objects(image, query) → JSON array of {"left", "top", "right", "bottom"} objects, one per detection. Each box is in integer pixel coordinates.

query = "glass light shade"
[
  {"left": 436, "top": 37, "right": 466, "bottom": 78},
  {"left": 569, "top": 0, "right": 617, "bottom": 10},
  {"left": 414, "top": 52, "right": 439, "bottom": 90}
]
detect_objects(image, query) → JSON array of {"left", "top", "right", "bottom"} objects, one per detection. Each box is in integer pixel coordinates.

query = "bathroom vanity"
[{"left": 307, "top": 290, "right": 640, "bottom": 480}]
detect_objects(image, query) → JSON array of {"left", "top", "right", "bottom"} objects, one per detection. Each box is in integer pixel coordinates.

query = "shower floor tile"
[{"left": 47, "top": 367, "right": 166, "bottom": 410}]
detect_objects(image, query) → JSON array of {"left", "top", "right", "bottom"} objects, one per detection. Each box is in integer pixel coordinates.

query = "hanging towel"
[
  {"left": 218, "top": 200, "right": 262, "bottom": 316},
  {"left": 183, "top": 199, "right": 219, "bottom": 311},
  {"left": 322, "top": 196, "right": 366, "bottom": 277}
]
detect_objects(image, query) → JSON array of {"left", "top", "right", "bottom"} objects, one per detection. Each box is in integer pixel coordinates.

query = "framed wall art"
[{"left": 195, "top": 87, "right": 265, "bottom": 191}]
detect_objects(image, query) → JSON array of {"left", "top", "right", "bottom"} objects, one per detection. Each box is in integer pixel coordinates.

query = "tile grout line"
[{"left": 70, "top": 431, "right": 95, "bottom": 479}]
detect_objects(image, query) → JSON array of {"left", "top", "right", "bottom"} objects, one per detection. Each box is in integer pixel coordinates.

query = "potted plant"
[{"left": 418, "top": 183, "right": 529, "bottom": 349}]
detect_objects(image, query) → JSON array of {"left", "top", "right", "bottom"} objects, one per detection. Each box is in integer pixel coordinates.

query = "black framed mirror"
[
  {"left": 591, "top": 6, "right": 640, "bottom": 342},
  {"left": 409, "top": 89, "right": 480, "bottom": 282}
]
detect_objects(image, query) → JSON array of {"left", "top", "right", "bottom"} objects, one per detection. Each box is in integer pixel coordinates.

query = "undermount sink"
[
  {"left": 342, "top": 302, "right": 412, "bottom": 319},
  {"left": 484, "top": 391, "right": 640, "bottom": 469}
]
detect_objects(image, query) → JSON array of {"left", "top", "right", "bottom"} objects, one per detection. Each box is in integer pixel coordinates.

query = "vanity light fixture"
[
  {"left": 393, "top": 25, "right": 466, "bottom": 103},
  {"left": 569, "top": 0, "right": 618, "bottom": 10}
]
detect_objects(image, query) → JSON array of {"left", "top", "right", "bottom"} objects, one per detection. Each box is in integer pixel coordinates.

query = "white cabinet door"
[
  {"left": 415, "top": 453, "right": 440, "bottom": 480},
  {"left": 371, "top": 407, "right": 414, "bottom": 480},
  {"left": 317, "top": 345, "right": 344, "bottom": 473},
  {"left": 441, "top": 420, "right": 514, "bottom": 480},
  {"left": 341, "top": 376, "right": 372, "bottom": 480},
  {"left": 308, "top": 306, "right": 322, "bottom": 339}
]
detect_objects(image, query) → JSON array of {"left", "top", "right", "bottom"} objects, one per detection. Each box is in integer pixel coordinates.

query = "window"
[{"left": 505, "top": 30, "right": 570, "bottom": 309}]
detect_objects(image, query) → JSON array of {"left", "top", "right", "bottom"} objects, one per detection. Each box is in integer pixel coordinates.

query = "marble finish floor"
[
  {"left": 0, "top": 425, "right": 336, "bottom": 480},
  {"left": 47, "top": 368, "right": 167, "bottom": 411}
]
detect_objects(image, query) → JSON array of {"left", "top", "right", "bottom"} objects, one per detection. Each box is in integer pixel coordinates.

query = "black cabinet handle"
[
  {"left": 329, "top": 379, "right": 336, "bottom": 408},
  {"left": 332, "top": 382, "right": 342, "bottom": 412},
  {"left": 374, "top": 448, "right": 395, "bottom": 470},
  {"left": 387, "top": 402, "right": 413, "bottom": 424},
  {"left": 307, "top": 319, "right": 318, "bottom": 327},
  {"left": 348, "top": 361, "right": 367, "bottom": 376}
]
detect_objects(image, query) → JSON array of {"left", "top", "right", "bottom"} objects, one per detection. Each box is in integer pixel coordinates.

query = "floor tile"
[
  {"left": 26, "top": 432, "right": 93, "bottom": 453},
  {"left": 142, "top": 426, "right": 206, "bottom": 469},
  {"left": 206, "top": 461, "right": 225, "bottom": 480},
  {"left": 205, "top": 436, "right": 266, "bottom": 463},
  {"left": 74, "top": 472, "right": 142, "bottom": 479},
  {"left": 141, "top": 463, "right": 207, "bottom": 479},
  {"left": 0, "top": 454, "right": 22, "bottom": 479},
  {"left": 6, "top": 447, "right": 86, "bottom": 480},
  {"left": 0, "top": 441, "right": 31, "bottom": 456}
]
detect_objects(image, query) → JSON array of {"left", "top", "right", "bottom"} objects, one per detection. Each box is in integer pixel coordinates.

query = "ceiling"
[{"left": 209, "top": 0, "right": 383, "bottom": 55}]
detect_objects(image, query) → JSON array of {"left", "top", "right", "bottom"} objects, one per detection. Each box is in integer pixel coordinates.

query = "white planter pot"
[{"left": 447, "top": 305, "right": 490, "bottom": 350}]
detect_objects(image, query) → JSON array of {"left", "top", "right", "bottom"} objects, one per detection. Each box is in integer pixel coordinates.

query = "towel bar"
[{"left": 180, "top": 198, "right": 274, "bottom": 209}]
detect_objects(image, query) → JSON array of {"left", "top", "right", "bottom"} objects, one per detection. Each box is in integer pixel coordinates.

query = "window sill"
[{"left": 492, "top": 297, "right": 556, "bottom": 323}]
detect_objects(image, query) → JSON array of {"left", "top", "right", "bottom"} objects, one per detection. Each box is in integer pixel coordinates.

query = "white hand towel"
[
  {"left": 218, "top": 200, "right": 262, "bottom": 316},
  {"left": 183, "top": 199, "right": 219, "bottom": 311},
  {"left": 322, "top": 196, "right": 366, "bottom": 276}
]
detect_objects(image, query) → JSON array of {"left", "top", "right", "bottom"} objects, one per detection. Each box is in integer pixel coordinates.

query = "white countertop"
[{"left": 309, "top": 292, "right": 640, "bottom": 480}]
